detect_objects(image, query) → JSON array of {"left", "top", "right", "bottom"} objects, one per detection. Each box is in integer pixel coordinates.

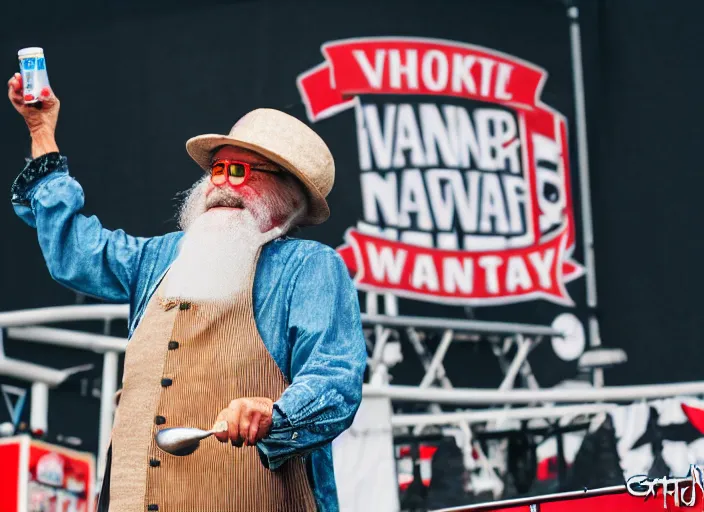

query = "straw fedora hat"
[{"left": 185, "top": 108, "right": 334, "bottom": 225}]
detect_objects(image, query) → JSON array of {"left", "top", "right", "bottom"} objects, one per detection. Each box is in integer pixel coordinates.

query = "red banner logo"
[
  {"left": 338, "top": 224, "right": 582, "bottom": 306},
  {"left": 298, "top": 37, "right": 584, "bottom": 306}
]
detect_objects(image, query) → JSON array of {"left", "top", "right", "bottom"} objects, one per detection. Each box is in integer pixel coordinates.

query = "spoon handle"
[{"left": 211, "top": 420, "right": 229, "bottom": 435}]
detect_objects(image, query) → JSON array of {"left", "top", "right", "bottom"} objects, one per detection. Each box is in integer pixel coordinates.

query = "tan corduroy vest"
[{"left": 109, "top": 253, "right": 316, "bottom": 512}]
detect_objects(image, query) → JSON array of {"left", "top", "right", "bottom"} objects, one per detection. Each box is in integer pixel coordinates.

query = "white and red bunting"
[{"left": 297, "top": 37, "right": 584, "bottom": 306}]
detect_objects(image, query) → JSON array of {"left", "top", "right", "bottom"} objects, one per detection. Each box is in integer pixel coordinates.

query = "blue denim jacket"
[{"left": 11, "top": 153, "right": 367, "bottom": 512}]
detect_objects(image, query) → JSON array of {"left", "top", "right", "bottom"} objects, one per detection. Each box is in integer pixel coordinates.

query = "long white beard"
[{"left": 161, "top": 208, "right": 281, "bottom": 301}]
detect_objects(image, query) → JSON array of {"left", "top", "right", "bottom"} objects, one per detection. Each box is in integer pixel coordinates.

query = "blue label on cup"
[
  {"left": 22, "top": 57, "right": 36, "bottom": 70},
  {"left": 37, "top": 58, "right": 45, "bottom": 70}
]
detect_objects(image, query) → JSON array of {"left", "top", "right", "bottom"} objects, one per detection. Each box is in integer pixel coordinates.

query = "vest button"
[
  {"left": 147, "top": 505, "right": 159, "bottom": 511},
  {"left": 149, "top": 458, "right": 160, "bottom": 467},
  {"left": 168, "top": 341, "right": 179, "bottom": 350},
  {"left": 161, "top": 378, "right": 173, "bottom": 388},
  {"left": 155, "top": 415, "right": 166, "bottom": 425},
  {"left": 179, "top": 302, "right": 191, "bottom": 310}
]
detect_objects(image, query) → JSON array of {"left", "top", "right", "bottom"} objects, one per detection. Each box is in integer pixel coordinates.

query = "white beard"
[{"left": 161, "top": 208, "right": 282, "bottom": 301}]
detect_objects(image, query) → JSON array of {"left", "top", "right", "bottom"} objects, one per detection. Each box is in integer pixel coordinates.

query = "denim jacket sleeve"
[
  {"left": 257, "top": 247, "right": 367, "bottom": 470},
  {"left": 11, "top": 153, "right": 157, "bottom": 303}
]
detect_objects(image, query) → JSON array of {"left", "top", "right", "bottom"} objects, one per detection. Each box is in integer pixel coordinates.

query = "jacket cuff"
[
  {"left": 256, "top": 406, "right": 295, "bottom": 470},
  {"left": 272, "top": 404, "right": 292, "bottom": 430},
  {"left": 256, "top": 440, "right": 283, "bottom": 470},
  {"left": 11, "top": 152, "right": 66, "bottom": 206}
]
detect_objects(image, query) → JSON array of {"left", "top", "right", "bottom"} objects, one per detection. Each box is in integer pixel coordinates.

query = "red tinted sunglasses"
[
  {"left": 209, "top": 159, "right": 280, "bottom": 188},
  {"left": 210, "top": 159, "right": 253, "bottom": 188}
]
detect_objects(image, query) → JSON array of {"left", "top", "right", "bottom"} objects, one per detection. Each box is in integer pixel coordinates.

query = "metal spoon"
[{"left": 155, "top": 421, "right": 228, "bottom": 456}]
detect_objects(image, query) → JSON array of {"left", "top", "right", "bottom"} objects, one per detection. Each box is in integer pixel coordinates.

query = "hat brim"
[{"left": 185, "top": 134, "right": 330, "bottom": 225}]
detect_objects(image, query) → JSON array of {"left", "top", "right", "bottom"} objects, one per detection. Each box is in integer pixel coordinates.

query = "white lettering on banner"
[
  {"left": 389, "top": 49, "right": 419, "bottom": 90},
  {"left": 424, "top": 169, "right": 474, "bottom": 231},
  {"left": 474, "top": 108, "right": 520, "bottom": 172},
  {"left": 533, "top": 133, "right": 566, "bottom": 232},
  {"left": 366, "top": 242, "right": 407, "bottom": 284},
  {"left": 505, "top": 256, "right": 533, "bottom": 292},
  {"left": 351, "top": 49, "right": 386, "bottom": 89},
  {"left": 422, "top": 50, "right": 449, "bottom": 91},
  {"left": 393, "top": 105, "right": 426, "bottom": 167},
  {"left": 360, "top": 171, "right": 399, "bottom": 225},
  {"left": 360, "top": 168, "right": 527, "bottom": 236},
  {"left": 355, "top": 102, "right": 527, "bottom": 238},
  {"left": 451, "top": 54, "right": 477, "bottom": 95},
  {"left": 478, "top": 255, "right": 503, "bottom": 294},
  {"left": 477, "top": 58, "right": 495, "bottom": 97},
  {"left": 419, "top": 105, "right": 459, "bottom": 167},
  {"left": 352, "top": 48, "right": 514, "bottom": 99},
  {"left": 479, "top": 173, "right": 510, "bottom": 234},
  {"left": 357, "top": 104, "right": 396, "bottom": 171},
  {"left": 529, "top": 249, "right": 555, "bottom": 289},
  {"left": 412, "top": 254, "right": 440, "bottom": 291},
  {"left": 453, "top": 171, "right": 482, "bottom": 233},
  {"left": 357, "top": 103, "right": 521, "bottom": 171},
  {"left": 443, "top": 258, "right": 474, "bottom": 294},
  {"left": 398, "top": 169, "right": 433, "bottom": 230},
  {"left": 503, "top": 174, "right": 528, "bottom": 233},
  {"left": 456, "top": 106, "right": 483, "bottom": 169},
  {"left": 495, "top": 61, "right": 513, "bottom": 100}
]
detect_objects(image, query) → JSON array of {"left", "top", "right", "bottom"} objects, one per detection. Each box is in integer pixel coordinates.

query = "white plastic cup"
[{"left": 18, "top": 47, "right": 50, "bottom": 104}]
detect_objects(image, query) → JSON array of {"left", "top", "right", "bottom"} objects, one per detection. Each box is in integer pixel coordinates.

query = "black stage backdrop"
[{"left": 0, "top": 0, "right": 702, "bottom": 502}]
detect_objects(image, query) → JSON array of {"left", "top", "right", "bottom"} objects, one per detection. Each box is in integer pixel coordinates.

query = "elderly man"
[{"left": 7, "top": 73, "right": 367, "bottom": 512}]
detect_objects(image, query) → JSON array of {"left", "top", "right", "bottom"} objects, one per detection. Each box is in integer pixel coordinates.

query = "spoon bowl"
[{"left": 155, "top": 421, "right": 228, "bottom": 456}]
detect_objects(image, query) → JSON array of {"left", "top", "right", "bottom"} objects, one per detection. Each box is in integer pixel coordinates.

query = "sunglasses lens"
[
  {"left": 228, "top": 163, "right": 247, "bottom": 186},
  {"left": 229, "top": 164, "right": 245, "bottom": 177},
  {"left": 211, "top": 162, "right": 226, "bottom": 185}
]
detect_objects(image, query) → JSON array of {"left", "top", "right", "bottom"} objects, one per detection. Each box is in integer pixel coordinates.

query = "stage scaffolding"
[{"left": 0, "top": 303, "right": 703, "bottom": 506}]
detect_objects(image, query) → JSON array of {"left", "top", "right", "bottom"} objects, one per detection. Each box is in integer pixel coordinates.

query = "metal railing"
[
  {"left": 0, "top": 304, "right": 129, "bottom": 478},
  {"left": 362, "top": 380, "right": 704, "bottom": 404},
  {"left": 2, "top": 303, "right": 703, "bottom": 493}
]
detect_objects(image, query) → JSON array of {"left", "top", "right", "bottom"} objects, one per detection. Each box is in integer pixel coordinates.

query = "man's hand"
[
  {"left": 7, "top": 72, "right": 60, "bottom": 158},
  {"left": 213, "top": 397, "right": 275, "bottom": 447}
]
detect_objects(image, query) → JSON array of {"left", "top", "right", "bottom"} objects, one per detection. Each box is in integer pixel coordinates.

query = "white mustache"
[{"left": 205, "top": 188, "right": 245, "bottom": 209}]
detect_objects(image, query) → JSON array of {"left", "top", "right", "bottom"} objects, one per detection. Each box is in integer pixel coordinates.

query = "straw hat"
[{"left": 185, "top": 108, "right": 334, "bottom": 225}]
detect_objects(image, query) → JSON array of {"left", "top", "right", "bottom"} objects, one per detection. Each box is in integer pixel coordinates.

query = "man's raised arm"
[{"left": 7, "top": 72, "right": 174, "bottom": 303}]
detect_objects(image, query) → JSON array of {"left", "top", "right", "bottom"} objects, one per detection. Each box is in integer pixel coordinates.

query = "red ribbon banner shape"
[
  {"left": 297, "top": 37, "right": 547, "bottom": 122},
  {"left": 337, "top": 225, "right": 583, "bottom": 306}
]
